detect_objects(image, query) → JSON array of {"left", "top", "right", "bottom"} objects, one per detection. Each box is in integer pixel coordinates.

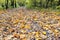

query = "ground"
[{"left": 0, "top": 8, "right": 60, "bottom": 40}]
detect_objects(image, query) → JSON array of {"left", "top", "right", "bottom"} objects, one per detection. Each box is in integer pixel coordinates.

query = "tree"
[
  {"left": 11, "top": 0, "right": 14, "bottom": 8},
  {"left": 58, "top": 0, "right": 60, "bottom": 6},
  {"left": 15, "top": 0, "right": 17, "bottom": 7},
  {"left": 5, "top": 0, "right": 9, "bottom": 9}
]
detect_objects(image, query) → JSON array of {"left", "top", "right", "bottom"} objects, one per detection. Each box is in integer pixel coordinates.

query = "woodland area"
[{"left": 0, "top": 0, "right": 60, "bottom": 9}]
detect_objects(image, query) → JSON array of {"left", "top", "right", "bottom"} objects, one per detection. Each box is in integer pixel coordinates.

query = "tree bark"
[
  {"left": 5, "top": 0, "right": 9, "bottom": 9},
  {"left": 11, "top": 0, "right": 15, "bottom": 8}
]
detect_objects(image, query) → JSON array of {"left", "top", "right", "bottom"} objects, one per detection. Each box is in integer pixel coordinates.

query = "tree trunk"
[
  {"left": 11, "top": 0, "right": 15, "bottom": 8},
  {"left": 58, "top": 0, "right": 60, "bottom": 6},
  {"left": 5, "top": 0, "right": 9, "bottom": 9},
  {"left": 15, "top": 0, "right": 17, "bottom": 7}
]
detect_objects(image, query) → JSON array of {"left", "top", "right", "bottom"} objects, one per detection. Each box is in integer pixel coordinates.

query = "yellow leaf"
[
  {"left": 21, "top": 30, "right": 26, "bottom": 33},
  {"left": 20, "top": 34, "right": 26, "bottom": 39},
  {"left": 24, "top": 24, "right": 31, "bottom": 29},
  {"left": 22, "top": 38, "right": 27, "bottom": 40},
  {"left": 34, "top": 18, "right": 38, "bottom": 21},
  {"left": 42, "top": 31, "right": 46, "bottom": 35},
  {"left": 35, "top": 32, "right": 40, "bottom": 37},
  {"left": 20, "top": 20, "right": 26, "bottom": 24},
  {"left": 36, "top": 38, "right": 42, "bottom": 40},
  {"left": 54, "top": 29, "right": 59, "bottom": 33},
  {"left": 33, "top": 15, "right": 38, "bottom": 21},
  {"left": 13, "top": 19, "right": 19, "bottom": 24},
  {"left": 13, "top": 33, "right": 20, "bottom": 38},
  {"left": 20, "top": 23, "right": 25, "bottom": 28},
  {"left": 0, "top": 20, "right": 5, "bottom": 22},
  {"left": 43, "top": 27, "right": 48, "bottom": 30}
]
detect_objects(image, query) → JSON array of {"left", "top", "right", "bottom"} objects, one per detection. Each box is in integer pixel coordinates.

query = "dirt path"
[{"left": 0, "top": 8, "right": 60, "bottom": 40}]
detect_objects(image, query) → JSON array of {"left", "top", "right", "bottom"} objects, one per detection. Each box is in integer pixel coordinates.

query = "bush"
[
  {"left": 0, "top": 0, "right": 60, "bottom": 9},
  {"left": 56, "top": 5, "right": 60, "bottom": 9},
  {"left": 0, "top": 5, "right": 3, "bottom": 10}
]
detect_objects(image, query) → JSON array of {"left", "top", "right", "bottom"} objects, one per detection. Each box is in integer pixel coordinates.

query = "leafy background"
[{"left": 0, "top": 0, "right": 60, "bottom": 10}]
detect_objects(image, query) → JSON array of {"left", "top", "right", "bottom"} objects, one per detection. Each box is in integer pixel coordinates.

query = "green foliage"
[
  {"left": 56, "top": 5, "right": 60, "bottom": 9},
  {"left": 0, "top": 5, "right": 3, "bottom": 10},
  {"left": 25, "top": 0, "right": 35, "bottom": 8},
  {"left": 0, "top": 0, "right": 60, "bottom": 9},
  {"left": 17, "top": 0, "right": 25, "bottom": 6}
]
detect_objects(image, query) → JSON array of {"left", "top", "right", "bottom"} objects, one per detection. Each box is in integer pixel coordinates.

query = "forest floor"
[{"left": 0, "top": 8, "right": 60, "bottom": 40}]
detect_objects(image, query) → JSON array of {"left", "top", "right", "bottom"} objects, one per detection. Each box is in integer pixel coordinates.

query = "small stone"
[
  {"left": 41, "top": 34, "right": 47, "bottom": 39},
  {"left": 7, "top": 35, "right": 13, "bottom": 39},
  {"left": 4, "top": 37, "right": 8, "bottom": 40}
]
